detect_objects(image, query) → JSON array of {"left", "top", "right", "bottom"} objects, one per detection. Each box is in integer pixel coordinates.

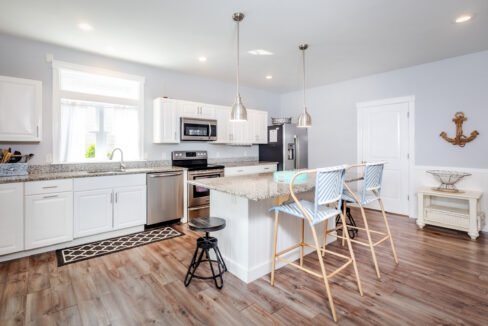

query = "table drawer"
[{"left": 25, "top": 179, "right": 73, "bottom": 195}]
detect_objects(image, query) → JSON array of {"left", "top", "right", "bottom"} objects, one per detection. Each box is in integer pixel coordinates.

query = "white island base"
[{"left": 209, "top": 190, "right": 336, "bottom": 284}]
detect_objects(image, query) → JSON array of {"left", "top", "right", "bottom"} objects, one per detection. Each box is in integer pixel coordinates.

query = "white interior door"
[{"left": 357, "top": 97, "right": 411, "bottom": 215}]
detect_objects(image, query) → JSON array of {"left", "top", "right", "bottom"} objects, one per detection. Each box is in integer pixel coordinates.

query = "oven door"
[
  {"left": 188, "top": 170, "right": 223, "bottom": 207},
  {"left": 181, "top": 118, "right": 217, "bottom": 141}
]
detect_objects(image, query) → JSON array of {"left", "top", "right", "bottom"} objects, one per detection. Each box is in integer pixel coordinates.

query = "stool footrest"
[{"left": 274, "top": 242, "right": 354, "bottom": 280}]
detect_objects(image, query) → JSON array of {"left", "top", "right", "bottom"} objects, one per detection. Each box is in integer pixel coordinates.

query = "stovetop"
[
  {"left": 172, "top": 163, "right": 225, "bottom": 171},
  {"left": 171, "top": 150, "right": 224, "bottom": 171}
]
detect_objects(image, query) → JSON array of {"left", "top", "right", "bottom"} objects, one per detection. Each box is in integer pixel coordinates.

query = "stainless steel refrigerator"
[{"left": 259, "top": 124, "right": 308, "bottom": 171}]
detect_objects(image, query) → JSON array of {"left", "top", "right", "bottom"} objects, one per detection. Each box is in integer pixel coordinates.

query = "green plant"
[{"left": 85, "top": 144, "right": 96, "bottom": 158}]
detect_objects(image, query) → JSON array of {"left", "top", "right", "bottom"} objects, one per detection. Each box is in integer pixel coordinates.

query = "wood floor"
[{"left": 0, "top": 209, "right": 487, "bottom": 325}]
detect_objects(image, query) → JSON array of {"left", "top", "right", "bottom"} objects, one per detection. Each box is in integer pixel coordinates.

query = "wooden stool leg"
[
  {"left": 378, "top": 198, "right": 399, "bottom": 264},
  {"left": 341, "top": 203, "right": 347, "bottom": 246},
  {"left": 310, "top": 223, "right": 337, "bottom": 322},
  {"left": 341, "top": 212, "right": 363, "bottom": 296},
  {"left": 300, "top": 219, "right": 305, "bottom": 267},
  {"left": 359, "top": 205, "right": 381, "bottom": 279},
  {"left": 270, "top": 210, "right": 279, "bottom": 286},
  {"left": 322, "top": 219, "right": 328, "bottom": 257}
]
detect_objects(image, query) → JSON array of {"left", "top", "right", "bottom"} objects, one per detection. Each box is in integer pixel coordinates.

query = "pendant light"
[
  {"left": 230, "top": 12, "right": 247, "bottom": 121},
  {"left": 297, "top": 44, "right": 312, "bottom": 128}
]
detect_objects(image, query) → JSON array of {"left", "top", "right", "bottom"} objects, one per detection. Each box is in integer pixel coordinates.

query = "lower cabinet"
[
  {"left": 73, "top": 174, "right": 146, "bottom": 238},
  {"left": 74, "top": 189, "right": 113, "bottom": 238},
  {"left": 25, "top": 191, "right": 73, "bottom": 250},
  {"left": 225, "top": 164, "right": 277, "bottom": 177},
  {"left": 113, "top": 186, "right": 146, "bottom": 229},
  {"left": 0, "top": 183, "right": 24, "bottom": 255}
]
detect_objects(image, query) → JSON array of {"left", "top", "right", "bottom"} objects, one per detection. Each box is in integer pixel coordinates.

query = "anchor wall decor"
[{"left": 440, "top": 112, "right": 479, "bottom": 147}]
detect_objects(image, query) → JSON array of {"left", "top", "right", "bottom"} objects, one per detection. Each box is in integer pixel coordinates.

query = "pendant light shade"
[
  {"left": 297, "top": 44, "right": 312, "bottom": 128},
  {"left": 230, "top": 12, "right": 247, "bottom": 121}
]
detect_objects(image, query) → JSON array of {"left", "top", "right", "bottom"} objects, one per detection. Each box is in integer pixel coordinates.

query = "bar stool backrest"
[
  {"left": 315, "top": 165, "right": 347, "bottom": 213},
  {"left": 362, "top": 162, "right": 385, "bottom": 200}
]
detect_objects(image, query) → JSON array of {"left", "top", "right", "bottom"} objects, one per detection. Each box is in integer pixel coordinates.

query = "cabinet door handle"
[
  {"left": 43, "top": 195, "right": 58, "bottom": 199},
  {"left": 37, "top": 125, "right": 39, "bottom": 137},
  {"left": 115, "top": 193, "right": 118, "bottom": 203},
  {"left": 110, "top": 192, "right": 114, "bottom": 204}
]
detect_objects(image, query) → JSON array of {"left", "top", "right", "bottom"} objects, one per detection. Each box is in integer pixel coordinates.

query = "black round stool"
[{"left": 184, "top": 217, "right": 227, "bottom": 289}]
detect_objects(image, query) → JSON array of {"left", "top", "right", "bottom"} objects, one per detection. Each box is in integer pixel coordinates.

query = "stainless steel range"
[{"left": 171, "top": 151, "right": 224, "bottom": 220}]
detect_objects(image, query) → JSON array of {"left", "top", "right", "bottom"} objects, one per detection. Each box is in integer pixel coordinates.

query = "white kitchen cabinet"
[
  {"left": 74, "top": 189, "right": 113, "bottom": 238},
  {"left": 153, "top": 97, "right": 268, "bottom": 145},
  {"left": 25, "top": 191, "right": 73, "bottom": 250},
  {"left": 180, "top": 100, "right": 215, "bottom": 119},
  {"left": 229, "top": 120, "right": 251, "bottom": 145},
  {"left": 0, "top": 183, "right": 24, "bottom": 255},
  {"left": 73, "top": 174, "right": 146, "bottom": 236},
  {"left": 153, "top": 98, "right": 180, "bottom": 143},
  {"left": 225, "top": 164, "right": 277, "bottom": 176},
  {"left": 113, "top": 185, "right": 146, "bottom": 229},
  {"left": 213, "top": 106, "right": 231, "bottom": 143},
  {"left": 248, "top": 109, "right": 268, "bottom": 144},
  {"left": 0, "top": 75, "right": 42, "bottom": 142}
]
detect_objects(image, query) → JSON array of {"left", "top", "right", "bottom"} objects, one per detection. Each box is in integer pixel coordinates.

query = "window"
[{"left": 53, "top": 61, "right": 144, "bottom": 163}]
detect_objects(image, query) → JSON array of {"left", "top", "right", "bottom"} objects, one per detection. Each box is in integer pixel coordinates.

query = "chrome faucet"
[{"left": 109, "top": 148, "right": 126, "bottom": 171}]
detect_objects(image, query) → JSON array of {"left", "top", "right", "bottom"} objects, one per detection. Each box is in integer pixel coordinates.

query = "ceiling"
[{"left": 0, "top": 0, "right": 487, "bottom": 93}]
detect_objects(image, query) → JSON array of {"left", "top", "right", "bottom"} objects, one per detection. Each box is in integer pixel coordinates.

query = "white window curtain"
[{"left": 52, "top": 60, "right": 144, "bottom": 163}]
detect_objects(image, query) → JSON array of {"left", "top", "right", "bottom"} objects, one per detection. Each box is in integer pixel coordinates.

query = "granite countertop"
[
  {"left": 222, "top": 161, "right": 278, "bottom": 168},
  {"left": 188, "top": 172, "right": 315, "bottom": 201},
  {"left": 0, "top": 166, "right": 184, "bottom": 184}
]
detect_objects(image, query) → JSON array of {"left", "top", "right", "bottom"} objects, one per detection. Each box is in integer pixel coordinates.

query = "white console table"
[{"left": 417, "top": 187, "right": 484, "bottom": 240}]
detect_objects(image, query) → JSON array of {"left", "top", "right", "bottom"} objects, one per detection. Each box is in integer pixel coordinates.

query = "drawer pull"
[
  {"left": 42, "top": 186, "right": 58, "bottom": 189},
  {"left": 43, "top": 195, "right": 58, "bottom": 199}
]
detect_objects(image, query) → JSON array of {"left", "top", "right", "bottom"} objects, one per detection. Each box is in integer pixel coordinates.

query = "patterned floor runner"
[{"left": 56, "top": 226, "right": 183, "bottom": 266}]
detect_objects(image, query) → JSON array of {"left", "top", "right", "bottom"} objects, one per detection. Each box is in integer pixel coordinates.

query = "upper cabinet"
[
  {"left": 153, "top": 98, "right": 180, "bottom": 143},
  {"left": 0, "top": 75, "right": 42, "bottom": 142},
  {"left": 153, "top": 98, "right": 269, "bottom": 145},
  {"left": 180, "top": 100, "right": 215, "bottom": 119},
  {"left": 248, "top": 109, "right": 268, "bottom": 144}
]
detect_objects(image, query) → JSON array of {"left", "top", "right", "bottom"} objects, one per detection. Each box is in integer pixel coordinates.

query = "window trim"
[{"left": 52, "top": 60, "right": 145, "bottom": 163}]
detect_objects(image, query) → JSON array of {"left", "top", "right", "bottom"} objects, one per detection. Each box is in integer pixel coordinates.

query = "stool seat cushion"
[
  {"left": 271, "top": 200, "right": 340, "bottom": 225},
  {"left": 188, "top": 217, "right": 226, "bottom": 232}
]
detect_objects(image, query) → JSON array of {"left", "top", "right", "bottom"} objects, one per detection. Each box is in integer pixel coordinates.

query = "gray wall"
[
  {"left": 0, "top": 33, "right": 281, "bottom": 164},
  {"left": 281, "top": 50, "right": 488, "bottom": 169}
]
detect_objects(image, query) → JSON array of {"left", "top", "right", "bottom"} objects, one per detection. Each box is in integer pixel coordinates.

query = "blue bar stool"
[
  {"left": 337, "top": 162, "right": 399, "bottom": 279},
  {"left": 270, "top": 166, "right": 363, "bottom": 322}
]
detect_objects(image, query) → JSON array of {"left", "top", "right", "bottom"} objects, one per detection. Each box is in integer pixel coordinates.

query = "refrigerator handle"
[{"left": 294, "top": 135, "right": 298, "bottom": 169}]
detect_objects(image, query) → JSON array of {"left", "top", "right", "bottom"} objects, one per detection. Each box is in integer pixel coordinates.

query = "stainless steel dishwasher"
[{"left": 146, "top": 171, "right": 184, "bottom": 225}]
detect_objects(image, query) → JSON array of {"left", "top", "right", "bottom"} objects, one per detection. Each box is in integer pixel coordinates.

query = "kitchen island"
[{"left": 188, "top": 172, "right": 336, "bottom": 283}]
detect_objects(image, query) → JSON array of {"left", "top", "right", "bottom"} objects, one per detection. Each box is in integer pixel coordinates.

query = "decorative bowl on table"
[{"left": 426, "top": 170, "right": 471, "bottom": 193}]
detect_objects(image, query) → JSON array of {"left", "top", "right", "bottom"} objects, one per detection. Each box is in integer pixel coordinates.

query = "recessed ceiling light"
[
  {"left": 265, "top": 75, "right": 273, "bottom": 80},
  {"left": 248, "top": 49, "right": 274, "bottom": 56},
  {"left": 198, "top": 56, "right": 207, "bottom": 62},
  {"left": 455, "top": 14, "right": 472, "bottom": 23},
  {"left": 78, "top": 22, "right": 93, "bottom": 31}
]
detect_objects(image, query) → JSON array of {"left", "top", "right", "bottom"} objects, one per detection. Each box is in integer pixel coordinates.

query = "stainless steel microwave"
[{"left": 180, "top": 118, "right": 217, "bottom": 141}]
